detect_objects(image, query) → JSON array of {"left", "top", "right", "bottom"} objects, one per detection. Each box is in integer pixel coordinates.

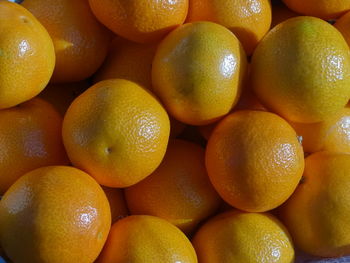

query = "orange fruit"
[
  {"left": 283, "top": 0, "right": 350, "bottom": 19},
  {"left": 169, "top": 116, "right": 187, "bottom": 138},
  {"left": 335, "top": 10, "right": 350, "bottom": 48},
  {"left": 198, "top": 122, "right": 217, "bottom": 141},
  {"left": 0, "top": 1, "right": 55, "bottom": 109},
  {"left": 152, "top": 21, "right": 247, "bottom": 125},
  {"left": 22, "top": 0, "right": 111, "bottom": 83},
  {"left": 88, "top": 0, "right": 188, "bottom": 43},
  {"left": 192, "top": 210, "right": 295, "bottom": 263},
  {"left": 251, "top": 16, "right": 350, "bottom": 123},
  {"left": 290, "top": 107, "right": 350, "bottom": 154},
  {"left": 102, "top": 186, "right": 129, "bottom": 224},
  {"left": 0, "top": 97, "right": 68, "bottom": 194},
  {"left": 186, "top": 0, "right": 272, "bottom": 55},
  {"left": 206, "top": 110, "right": 304, "bottom": 212},
  {"left": 96, "top": 215, "right": 197, "bottom": 263},
  {"left": 94, "top": 37, "right": 157, "bottom": 90},
  {"left": 125, "top": 139, "right": 221, "bottom": 234},
  {"left": 62, "top": 79, "right": 170, "bottom": 188},
  {"left": 0, "top": 166, "right": 111, "bottom": 263},
  {"left": 279, "top": 152, "right": 350, "bottom": 257},
  {"left": 271, "top": 1, "right": 298, "bottom": 28}
]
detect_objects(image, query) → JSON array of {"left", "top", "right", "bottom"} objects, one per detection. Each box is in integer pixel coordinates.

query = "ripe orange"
[
  {"left": 88, "top": 0, "right": 188, "bottom": 43},
  {"left": 186, "top": 0, "right": 272, "bottom": 55},
  {"left": 192, "top": 210, "right": 295, "bottom": 263},
  {"left": 290, "top": 107, "right": 350, "bottom": 154},
  {"left": 206, "top": 110, "right": 304, "bottom": 212},
  {"left": 0, "top": 1, "right": 55, "bottom": 109},
  {"left": 152, "top": 21, "right": 247, "bottom": 125},
  {"left": 283, "top": 0, "right": 350, "bottom": 19},
  {"left": 279, "top": 152, "right": 350, "bottom": 257},
  {"left": 62, "top": 79, "right": 170, "bottom": 188},
  {"left": 334, "top": 10, "right": 350, "bottom": 48},
  {"left": 125, "top": 139, "right": 221, "bottom": 234},
  {"left": 271, "top": 1, "right": 298, "bottom": 27},
  {"left": 102, "top": 186, "right": 129, "bottom": 224},
  {"left": 0, "top": 166, "right": 111, "bottom": 263},
  {"left": 251, "top": 16, "right": 350, "bottom": 123},
  {"left": 22, "top": 0, "right": 111, "bottom": 83},
  {"left": 0, "top": 98, "right": 68, "bottom": 194},
  {"left": 96, "top": 215, "right": 197, "bottom": 263}
]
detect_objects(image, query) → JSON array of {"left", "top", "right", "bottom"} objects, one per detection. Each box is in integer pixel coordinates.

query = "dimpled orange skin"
[
  {"left": 22, "top": 0, "right": 111, "bottom": 83},
  {"left": 192, "top": 210, "right": 295, "bottom": 263},
  {"left": 125, "top": 139, "right": 221, "bottom": 234},
  {"left": 251, "top": 16, "right": 350, "bottom": 124},
  {"left": 186, "top": 0, "right": 272, "bottom": 55},
  {"left": 0, "top": 98, "right": 69, "bottom": 194},
  {"left": 94, "top": 37, "right": 157, "bottom": 90},
  {"left": 283, "top": 0, "right": 350, "bottom": 19},
  {"left": 0, "top": 1, "right": 55, "bottom": 109},
  {"left": 152, "top": 21, "right": 247, "bottom": 126},
  {"left": 88, "top": 0, "right": 188, "bottom": 44},
  {"left": 62, "top": 79, "right": 170, "bottom": 188},
  {"left": 335, "top": 11, "right": 350, "bottom": 48},
  {"left": 290, "top": 107, "right": 350, "bottom": 154},
  {"left": 101, "top": 186, "right": 129, "bottom": 224},
  {"left": 279, "top": 152, "right": 350, "bottom": 257},
  {"left": 0, "top": 166, "right": 111, "bottom": 263},
  {"left": 96, "top": 215, "right": 197, "bottom": 263},
  {"left": 206, "top": 110, "right": 305, "bottom": 212}
]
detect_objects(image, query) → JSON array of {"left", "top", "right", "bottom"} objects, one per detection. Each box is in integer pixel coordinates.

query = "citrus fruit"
[
  {"left": 169, "top": 116, "right": 187, "bottom": 138},
  {"left": 251, "top": 16, "right": 350, "bottom": 123},
  {"left": 96, "top": 215, "right": 197, "bottom": 263},
  {"left": 192, "top": 210, "right": 295, "bottom": 263},
  {"left": 102, "top": 186, "right": 129, "bottom": 223},
  {"left": 279, "top": 152, "right": 350, "bottom": 257},
  {"left": 334, "top": 10, "right": 350, "bottom": 48},
  {"left": 62, "top": 79, "right": 170, "bottom": 188},
  {"left": 0, "top": 166, "right": 111, "bottom": 263},
  {"left": 271, "top": 1, "right": 298, "bottom": 27},
  {"left": 0, "top": 97, "right": 68, "bottom": 194},
  {"left": 125, "top": 139, "right": 221, "bottom": 234},
  {"left": 283, "top": 0, "right": 350, "bottom": 19},
  {"left": 94, "top": 37, "right": 157, "bottom": 90},
  {"left": 152, "top": 21, "right": 247, "bottom": 125},
  {"left": 88, "top": 0, "right": 188, "bottom": 43},
  {"left": 186, "top": 0, "right": 272, "bottom": 55},
  {"left": 0, "top": 1, "right": 55, "bottom": 109},
  {"left": 205, "top": 110, "right": 305, "bottom": 212}
]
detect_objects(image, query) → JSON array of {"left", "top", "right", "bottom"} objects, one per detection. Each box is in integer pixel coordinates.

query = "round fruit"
[
  {"left": 279, "top": 152, "right": 350, "bottom": 257},
  {"left": 186, "top": 0, "right": 272, "bottom": 55},
  {"left": 271, "top": 2, "right": 298, "bottom": 28},
  {"left": 192, "top": 210, "right": 295, "bottom": 263},
  {"left": 102, "top": 186, "right": 129, "bottom": 224},
  {"left": 152, "top": 21, "right": 247, "bottom": 125},
  {"left": 334, "top": 10, "right": 350, "bottom": 48},
  {"left": 22, "top": 0, "right": 111, "bottom": 83},
  {"left": 205, "top": 110, "right": 304, "bottom": 212},
  {"left": 0, "top": 97, "right": 68, "bottom": 194},
  {"left": 0, "top": 166, "right": 111, "bottom": 263},
  {"left": 125, "top": 139, "right": 221, "bottom": 234},
  {"left": 0, "top": 1, "right": 55, "bottom": 109},
  {"left": 96, "top": 215, "right": 197, "bottom": 263},
  {"left": 251, "top": 16, "right": 350, "bottom": 123},
  {"left": 62, "top": 79, "right": 170, "bottom": 188},
  {"left": 88, "top": 0, "right": 188, "bottom": 43}
]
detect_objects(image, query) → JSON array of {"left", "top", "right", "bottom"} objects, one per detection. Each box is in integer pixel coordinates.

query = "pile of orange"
[{"left": 1, "top": 0, "right": 350, "bottom": 262}]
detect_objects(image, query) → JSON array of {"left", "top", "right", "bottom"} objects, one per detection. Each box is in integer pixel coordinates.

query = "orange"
[
  {"left": 283, "top": 0, "right": 350, "bottom": 19},
  {"left": 102, "top": 186, "right": 129, "bottom": 224},
  {"left": 94, "top": 37, "right": 157, "bottom": 90},
  {"left": 251, "top": 16, "right": 350, "bottom": 123},
  {"left": 192, "top": 210, "right": 295, "bottom": 263},
  {"left": 96, "top": 215, "right": 197, "bottom": 263},
  {"left": 152, "top": 21, "right": 247, "bottom": 125},
  {"left": 0, "top": 1, "right": 55, "bottom": 109},
  {"left": 205, "top": 110, "right": 304, "bottom": 212},
  {"left": 88, "top": 0, "right": 188, "bottom": 43},
  {"left": 39, "top": 81, "right": 89, "bottom": 116},
  {"left": 279, "top": 152, "right": 350, "bottom": 257},
  {"left": 125, "top": 139, "right": 221, "bottom": 234},
  {"left": 186, "top": 0, "right": 272, "bottom": 55},
  {"left": 0, "top": 97, "right": 68, "bottom": 194},
  {"left": 335, "top": 10, "right": 350, "bottom": 48},
  {"left": 22, "top": 0, "right": 111, "bottom": 83},
  {"left": 62, "top": 79, "right": 170, "bottom": 188},
  {"left": 290, "top": 107, "right": 350, "bottom": 154},
  {"left": 169, "top": 116, "right": 187, "bottom": 138},
  {"left": 0, "top": 166, "right": 111, "bottom": 263},
  {"left": 271, "top": 1, "right": 298, "bottom": 28}
]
